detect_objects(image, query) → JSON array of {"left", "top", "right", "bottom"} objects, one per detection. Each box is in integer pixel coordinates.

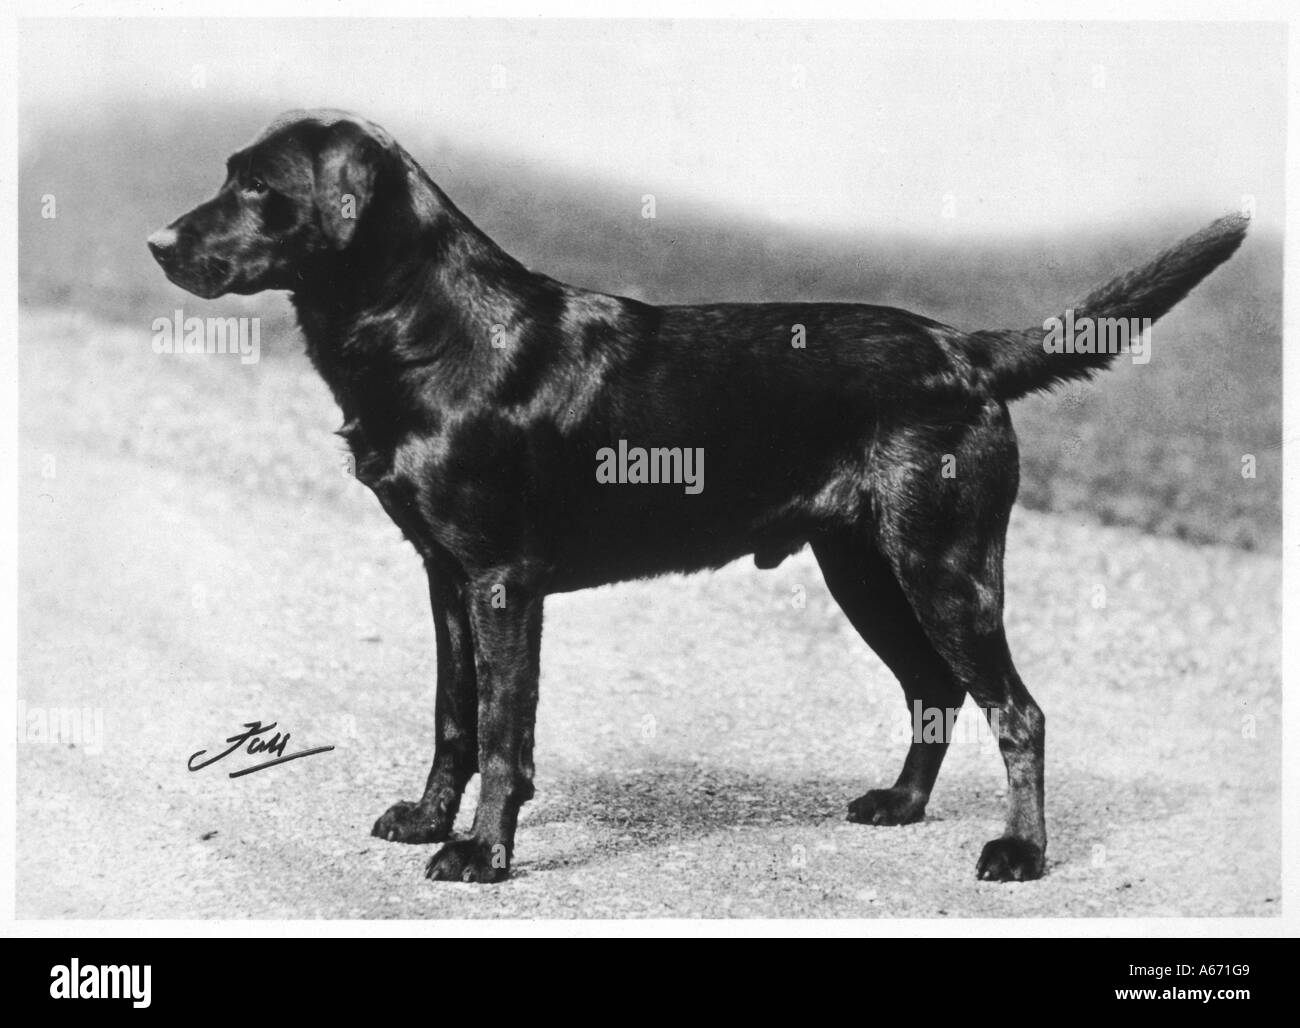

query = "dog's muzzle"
[{"left": 146, "top": 226, "right": 231, "bottom": 299}]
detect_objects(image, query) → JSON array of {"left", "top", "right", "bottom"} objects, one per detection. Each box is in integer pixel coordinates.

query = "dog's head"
[{"left": 147, "top": 109, "right": 402, "bottom": 298}]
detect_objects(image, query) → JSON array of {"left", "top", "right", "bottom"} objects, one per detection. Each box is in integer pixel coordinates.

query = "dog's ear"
[{"left": 314, "top": 122, "right": 381, "bottom": 250}]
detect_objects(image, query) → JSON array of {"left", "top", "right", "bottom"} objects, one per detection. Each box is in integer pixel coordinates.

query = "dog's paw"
[
  {"left": 371, "top": 799, "right": 453, "bottom": 844},
  {"left": 976, "top": 837, "right": 1046, "bottom": 882},
  {"left": 847, "top": 788, "right": 927, "bottom": 826},
  {"left": 425, "top": 839, "right": 510, "bottom": 883}
]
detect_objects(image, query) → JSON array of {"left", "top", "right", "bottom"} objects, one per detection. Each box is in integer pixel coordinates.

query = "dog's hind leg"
[
  {"left": 372, "top": 549, "right": 479, "bottom": 844},
  {"left": 813, "top": 535, "right": 966, "bottom": 826},
  {"left": 890, "top": 550, "right": 1046, "bottom": 881},
  {"left": 871, "top": 408, "right": 1047, "bottom": 881}
]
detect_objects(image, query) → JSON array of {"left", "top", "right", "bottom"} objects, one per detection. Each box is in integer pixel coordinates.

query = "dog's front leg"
[
  {"left": 425, "top": 575, "right": 542, "bottom": 883},
  {"left": 372, "top": 551, "right": 479, "bottom": 843}
]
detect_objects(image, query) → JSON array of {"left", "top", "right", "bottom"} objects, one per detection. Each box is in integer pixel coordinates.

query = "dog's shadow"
[
  {"left": 512, "top": 760, "right": 920, "bottom": 876},
  {"left": 506, "top": 760, "right": 1197, "bottom": 879}
]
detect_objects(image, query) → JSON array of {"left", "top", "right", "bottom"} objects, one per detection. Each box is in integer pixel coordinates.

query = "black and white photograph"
[{"left": 5, "top": 3, "right": 1293, "bottom": 942}]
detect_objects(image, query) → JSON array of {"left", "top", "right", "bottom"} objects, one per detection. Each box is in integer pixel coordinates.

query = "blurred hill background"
[{"left": 19, "top": 101, "right": 1281, "bottom": 550}]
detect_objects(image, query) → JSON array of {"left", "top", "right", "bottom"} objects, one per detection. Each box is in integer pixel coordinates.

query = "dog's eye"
[{"left": 244, "top": 177, "right": 268, "bottom": 196}]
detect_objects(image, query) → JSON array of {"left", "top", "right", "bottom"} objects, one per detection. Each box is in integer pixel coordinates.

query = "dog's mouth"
[{"left": 151, "top": 249, "right": 234, "bottom": 300}]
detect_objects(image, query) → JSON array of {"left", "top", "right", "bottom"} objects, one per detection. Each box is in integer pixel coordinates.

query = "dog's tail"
[{"left": 960, "top": 213, "right": 1249, "bottom": 401}]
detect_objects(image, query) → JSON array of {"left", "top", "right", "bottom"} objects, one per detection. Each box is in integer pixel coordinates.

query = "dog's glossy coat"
[{"left": 149, "top": 110, "right": 1247, "bottom": 883}]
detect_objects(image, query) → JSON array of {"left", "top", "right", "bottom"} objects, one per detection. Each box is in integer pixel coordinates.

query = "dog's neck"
[{"left": 291, "top": 161, "right": 541, "bottom": 416}]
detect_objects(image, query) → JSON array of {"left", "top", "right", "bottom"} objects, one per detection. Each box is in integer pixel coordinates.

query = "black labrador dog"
[{"left": 148, "top": 110, "right": 1246, "bottom": 883}]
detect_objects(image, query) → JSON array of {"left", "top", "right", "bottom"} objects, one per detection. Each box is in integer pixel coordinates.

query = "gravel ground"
[{"left": 16, "top": 310, "right": 1281, "bottom": 919}]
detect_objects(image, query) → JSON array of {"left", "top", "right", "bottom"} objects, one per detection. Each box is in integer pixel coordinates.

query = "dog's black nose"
[{"left": 146, "top": 227, "right": 178, "bottom": 262}]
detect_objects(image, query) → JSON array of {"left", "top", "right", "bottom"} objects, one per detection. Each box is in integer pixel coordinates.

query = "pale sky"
[{"left": 19, "top": 18, "right": 1286, "bottom": 236}]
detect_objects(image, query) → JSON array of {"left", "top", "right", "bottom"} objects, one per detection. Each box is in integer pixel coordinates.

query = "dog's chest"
[{"left": 338, "top": 418, "right": 438, "bottom": 557}]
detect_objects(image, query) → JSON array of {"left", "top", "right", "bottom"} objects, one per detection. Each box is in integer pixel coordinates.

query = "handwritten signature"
[{"left": 188, "top": 721, "right": 334, "bottom": 779}]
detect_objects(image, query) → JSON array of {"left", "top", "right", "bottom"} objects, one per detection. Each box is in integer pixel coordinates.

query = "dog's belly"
[
  {"left": 347, "top": 403, "right": 874, "bottom": 591},
  {"left": 545, "top": 534, "right": 812, "bottom": 592},
  {"left": 547, "top": 522, "right": 806, "bottom": 591},
  {"left": 540, "top": 461, "right": 868, "bottom": 591},
  {"left": 369, "top": 444, "right": 855, "bottom": 589}
]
